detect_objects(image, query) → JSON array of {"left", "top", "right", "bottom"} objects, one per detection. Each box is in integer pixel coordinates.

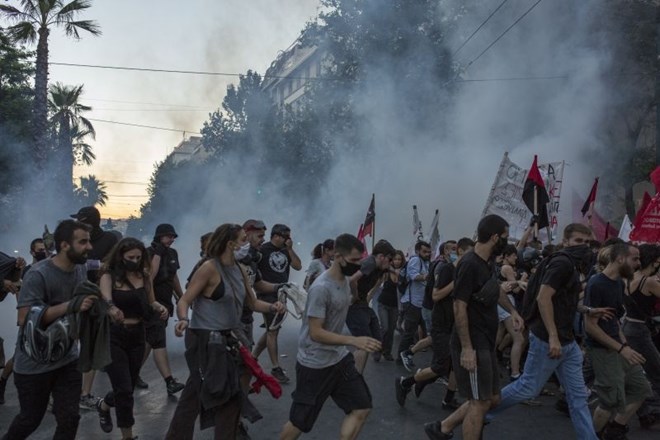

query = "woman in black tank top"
[
  {"left": 96, "top": 238, "right": 168, "bottom": 440},
  {"left": 623, "top": 244, "right": 660, "bottom": 427}
]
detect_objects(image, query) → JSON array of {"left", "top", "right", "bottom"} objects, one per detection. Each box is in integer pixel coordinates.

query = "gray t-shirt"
[
  {"left": 13, "top": 259, "right": 86, "bottom": 375},
  {"left": 297, "top": 270, "right": 351, "bottom": 368}
]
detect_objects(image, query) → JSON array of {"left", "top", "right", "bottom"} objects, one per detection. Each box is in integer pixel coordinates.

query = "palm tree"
[
  {"left": 74, "top": 174, "right": 108, "bottom": 206},
  {"left": 49, "top": 82, "right": 95, "bottom": 193},
  {"left": 0, "top": 0, "right": 100, "bottom": 170}
]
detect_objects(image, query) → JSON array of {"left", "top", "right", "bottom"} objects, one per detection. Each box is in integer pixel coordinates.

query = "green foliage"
[{"left": 74, "top": 174, "right": 108, "bottom": 206}]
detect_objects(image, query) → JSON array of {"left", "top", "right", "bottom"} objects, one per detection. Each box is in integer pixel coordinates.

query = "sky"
[{"left": 44, "top": 0, "right": 322, "bottom": 219}]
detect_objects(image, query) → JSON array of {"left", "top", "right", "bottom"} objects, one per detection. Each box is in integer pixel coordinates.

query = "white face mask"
[{"left": 234, "top": 242, "right": 250, "bottom": 260}]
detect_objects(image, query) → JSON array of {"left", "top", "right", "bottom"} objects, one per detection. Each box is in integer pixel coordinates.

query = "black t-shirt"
[
  {"left": 379, "top": 276, "right": 398, "bottom": 308},
  {"left": 529, "top": 255, "right": 582, "bottom": 344},
  {"left": 452, "top": 251, "right": 497, "bottom": 349},
  {"left": 585, "top": 273, "right": 625, "bottom": 349},
  {"left": 357, "top": 255, "right": 383, "bottom": 300},
  {"left": 432, "top": 262, "right": 455, "bottom": 333},
  {"left": 422, "top": 261, "right": 440, "bottom": 310},
  {"left": 87, "top": 228, "right": 119, "bottom": 284},
  {"left": 257, "top": 242, "right": 292, "bottom": 284},
  {"left": 149, "top": 245, "right": 180, "bottom": 312}
]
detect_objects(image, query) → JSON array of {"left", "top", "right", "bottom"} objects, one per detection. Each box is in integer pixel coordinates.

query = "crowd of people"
[{"left": 0, "top": 207, "right": 659, "bottom": 440}]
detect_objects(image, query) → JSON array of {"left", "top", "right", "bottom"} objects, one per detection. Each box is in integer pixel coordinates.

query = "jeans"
[
  {"left": 623, "top": 320, "right": 660, "bottom": 416},
  {"left": 2, "top": 360, "right": 82, "bottom": 440},
  {"left": 377, "top": 303, "right": 398, "bottom": 355},
  {"left": 489, "top": 333, "right": 598, "bottom": 440},
  {"left": 397, "top": 304, "right": 422, "bottom": 356},
  {"left": 104, "top": 323, "right": 146, "bottom": 428}
]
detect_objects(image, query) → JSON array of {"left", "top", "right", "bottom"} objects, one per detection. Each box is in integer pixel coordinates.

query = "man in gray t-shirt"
[
  {"left": 280, "top": 234, "right": 382, "bottom": 440},
  {"left": 3, "top": 220, "right": 95, "bottom": 440}
]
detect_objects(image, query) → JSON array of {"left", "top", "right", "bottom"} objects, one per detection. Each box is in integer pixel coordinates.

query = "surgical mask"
[
  {"left": 340, "top": 260, "right": 361, "bottom": 277},
  {"left": 33, "top": 251, "right": 47, "bottom": 261},
  {"left": 122, "top": 259, "right": 141, "bottom": 272},
  {"left": 234, "top": 242, "right": 250, "bottom": 261},
  {"left": 449, "top": 252, "right": 458, "bottom": 263}
]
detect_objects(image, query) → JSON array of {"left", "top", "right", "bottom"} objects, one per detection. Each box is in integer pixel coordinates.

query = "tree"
[
  {"left": 74, "top": 174, "right": 107, "bottom": 206},
  {"left": 48, "top": 82, "right": 95, "bottom": 197},
  {"left": 0, "top": 0, "right": 100, "bottom": 171}
]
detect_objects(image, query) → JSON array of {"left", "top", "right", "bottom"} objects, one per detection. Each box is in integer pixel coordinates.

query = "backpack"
[
  {"left": 424, "top": 260, "right": 442, "bottom": 301},
  {"left": 520, "top": 251, "right": 575, "bottom": 324},
  {"left": 397, "top": 261, "right": 410, "bottom": 295}
]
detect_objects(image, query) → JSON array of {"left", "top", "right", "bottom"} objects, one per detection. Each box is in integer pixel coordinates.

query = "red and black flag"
[
  {"left": 581, "top": 178, "right": 599, "bottom": 217},
  {"left": 362, "top": 194, "right": 375, "bottom": 237},
  {"left": 522, "top": 155, "right": 550, "bottom": 229}
]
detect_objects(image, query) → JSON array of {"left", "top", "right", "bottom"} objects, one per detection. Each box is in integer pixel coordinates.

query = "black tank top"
[
  {"left": 626, "top": 277, "right": 655, "bottom": 321},
  {"left": 112, "top": 286, "right": 150, "bottom": 320}
]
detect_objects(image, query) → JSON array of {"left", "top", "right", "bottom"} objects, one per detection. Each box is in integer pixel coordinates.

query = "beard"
[
  {"left": 620, "top": 263, "right": 635, "bottom": 280},
  {"left": 67, "top": 248, "right": 88, "bottom": 265}
]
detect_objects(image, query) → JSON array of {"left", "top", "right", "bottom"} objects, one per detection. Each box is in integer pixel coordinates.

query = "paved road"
[{"left": 1, "top": 318, "right": 659, "bottom": 439}]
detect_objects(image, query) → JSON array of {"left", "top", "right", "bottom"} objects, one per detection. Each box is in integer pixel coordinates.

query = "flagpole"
[{"left": 372, "top": 193, "right": 376, "bottom": 253}]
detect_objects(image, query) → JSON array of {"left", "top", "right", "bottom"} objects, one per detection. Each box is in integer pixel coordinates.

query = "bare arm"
[
  {"left": 645, "top": 278, "right": 660, "bottom": 298},
  {"left": 287, "top": 247, "right": 302, "bottom": 271},
  {"left": 537, "top": 285, "right": 559, "bottom": 339},
  {"left": 176, "top": 263, "right": 211, "bottom": 320},
  {"left": 172, "top": 274, "right": 183, "bottom": 301},
  {"left": 99, "top": 273, "right": 113, "bottom": 302},
  {"left": 453, "top": 299, "right": 472, "bottom": 350},
  {"left": 150, "top": 255, "right": 161, "bottom": 284},
  {"left": 432, "top": 281, "right": 454, "bottom": 302},
  {"left": 516, "top": 226, "right": 533, "bottom": 251},
  {"left": 584, "top": 314, "right": 625, "bottom": 352}
]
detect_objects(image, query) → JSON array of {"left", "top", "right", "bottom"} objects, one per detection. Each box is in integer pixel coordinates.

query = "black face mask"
[
  {"left": 33, "top": 251, "right": 47, "bottom": 261},
  {"left": 492, "top": 236, "right": 508, "bottom": 256},
  {"left": 563, "top": 244, "right": 593, "bottom": 274},
  {"left": 340, "top": 261, "right": 361, "bottom": 277},
  {"left": 122, "top": 259, "right": 141, "bottom": 272}
]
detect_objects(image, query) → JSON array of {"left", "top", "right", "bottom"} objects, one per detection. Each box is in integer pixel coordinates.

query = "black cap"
[
  {"left": 271, "top": 224, "right": 291, "bottom": 237},
  {"left": 70, "top": 206, "right": 101, "bottom": 227},
  {"left": 154, "top": 223, "right": 178, "bottom": 239}
]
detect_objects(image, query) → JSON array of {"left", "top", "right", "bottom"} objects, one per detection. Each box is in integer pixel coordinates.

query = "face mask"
[
  {"left": 563, "top": 244, "right": 591, "bottom": 263},
  {"left": 33, "top": 251, "right": 47, "bottom": 261},
  {"left": 449, "top": 252, "right": 458, "bottom": 263},
  {"left": 122, "top": 259, "right": 141, "bottom": 272},
  {"left": 340, "top": 260, "right": 361, "bottom": 277},
  {"left": 492, "top": 236, "right": 508, "bottom": 256},
  {"left": 234, "top": 242, "right": 250, "bottom": 261}
]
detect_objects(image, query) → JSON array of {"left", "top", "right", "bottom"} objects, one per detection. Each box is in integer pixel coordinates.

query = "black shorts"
[
  {"left": 289, "top": 353, "right": 372, "bottom": 433},
  {"left": 258, "top": 293, "right": 279, "bottom": 331},
  {"left": 145, "top": 317, "right": 167, "bottom": 349},
  {"left": 451, "top": 336, "right": 499, "bottom": 401},
  {"left": 430, "top": 327, "right": 452, "bottom": 377}
]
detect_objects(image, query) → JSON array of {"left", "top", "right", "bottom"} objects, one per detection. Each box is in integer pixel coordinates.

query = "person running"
[
  {"left": 377, "top": 250, "right": 406, "bottom": 361},
  {"left": 304, "top": 239, "right": 334, "bottom": 290},
  {"left": 396, "top": 238, "right": 474, "bottom": 409},
  {"left": 585, "top": 243, "right": 652, "bottom": 439},
  {"left": 279, "top": 233, "right": 381, "bottom": 440},
  {"left": 165, "top": 223, "right": 284, "bottom": 440},
  {"left": 423, "top": 214, "right": 521, "bottom": 440},
  {"left": 70, "top": 206, "right": 120, "bottom": 410},
  {"left": 623, "top": 243, "right": 660, "bottom": 429},
  {"left": 2, "top": 219, "right": 95, "bottom": 440},
  {"left": 137, "top": 223, "right": 185, "bottom": 394},
  {"left": 253, "top": 224, "right": 302, "bottom": 384},
  {"left": 94, "top": 238, "right": 168, "bottom": 439}
]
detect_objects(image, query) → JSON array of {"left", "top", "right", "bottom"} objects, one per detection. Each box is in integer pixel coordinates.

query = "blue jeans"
[{"left": 488, "top": 333, "right": 598, "bottom": 440}]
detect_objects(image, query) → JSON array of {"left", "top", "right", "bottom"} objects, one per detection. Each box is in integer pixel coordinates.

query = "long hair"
[
  {"left": 206, "top": 224, "right": 243, "bottom": 259},
  {"left": 101, "top": 237, "right": 150, "bottom": 288}
]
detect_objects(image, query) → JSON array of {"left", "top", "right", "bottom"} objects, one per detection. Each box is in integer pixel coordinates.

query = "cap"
[
  {"left": 243, "top": 219, "right": 267, "bottom": 232},
  {"left": 154, "top": 223, "right": 178, "bottom": 239},
  {"left": 70, "top": 206, "right": 101, "bottom": 226},
  {"left": 271, "top": 224, "right": 291, "bottom": 237}
]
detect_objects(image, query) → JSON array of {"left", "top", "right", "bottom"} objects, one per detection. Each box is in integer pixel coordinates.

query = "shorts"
[
  {"left": 145, "top": 317, "right": 167, "bottom": 349},
  {"left": 258, "top": 293, "right": 279, "bottom": 331},
  {"left": 451, "top": 336, "right": 500, "bottom": 401},
  {"left": 497, "top": 295, "right": 515, "bottom": 322},
  {"left": 587, "top": 346, "right": 651, "bottom": 411},
  {"left": 289, "top": 353, "right": 372, "bottom": 433},
  {"left": 346, "top": 303, "right": 374, "bottom": 337},
  {"left": 430, "top": 327, "right": 452, "bottom": 376}
]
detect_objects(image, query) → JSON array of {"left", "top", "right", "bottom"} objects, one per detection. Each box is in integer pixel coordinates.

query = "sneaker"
[
  {"left": 522, "top": 398, "right": 542, "bottom": 406},
  {"left": 0, "top": 377, "right": 6, "bottom": 405},
  {"left": 395, "top": 377, "right": 411, "bottom": 407},
  {"left": 554, "top": 397, "right": 569, "bottom": 416},
  {"left": 166, "top": 378, "right": 185, "bottom": 396},
  {"left": 96, "top": 399, "right": 113, "bottom": 433},
  {"left": 271, "top": 367, "right": 290, "bottom": 384},
  {"left": 135, "top": 376, "right": 149, "bottom": 389},
  {"left": 441, "top": 398, "right": 460, "bottom": 410},
  {"left": 400, "top": 350, "right": 415, "bottom": 372},
  {"left": 509, "top": 373, "right": 521, "bottom": 382},
  {"left": 424, "top": 421, "right": 453, "bottom": 439},
  {"left": 383, "top": 352, "right": 394, "bottom": 361},
  {"left": 80, "top": 394, "right": 101, "bottom": 411}
]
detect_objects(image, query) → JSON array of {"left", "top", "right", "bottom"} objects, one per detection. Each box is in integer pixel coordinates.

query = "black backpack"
[
  {"left": 521, "top": 251, "right": 575, "bottom": 324},
  {"left": 424, "top": 260, "right": 442, "bottom": 300}
]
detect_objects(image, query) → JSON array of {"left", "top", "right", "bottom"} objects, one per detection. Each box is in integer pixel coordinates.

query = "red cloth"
[
  {"left": 238, "top": 346, "right": 282, "bottom": 399},
  {"left": 630, "top": 193, "right": 660, "bottom": 244},
  {"left": 651, "top": 166, "right": 660, "bottom": 193}
]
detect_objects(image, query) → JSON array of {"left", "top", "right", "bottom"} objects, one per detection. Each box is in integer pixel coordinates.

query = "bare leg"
[
  {"left": 120, "top": 427, "right": 134, "bottom": 440},
  {"left": 448, "top": 371, "right": 457, "bottom": 391},
  {"left": 354, "top": 350, "right": 368, "bottom": 374},
  {"left": 280, "top": 421, "right": 302, "bottom": 440},
  {"left": 504, "top": 318, "right": 525, "bottom": 376},
  {"left": 1, "top": 357, "right": 13, "bottom": 380},
  {"left": 152, "top": 348, "right": 173, "bottom": 379},
  {"left": 252, "top": 332, "right": 267, "bottom": 359},
  {"left": 592, "top": 406, "right": 611, "bottom": 433},
  {"left": 462, "top": 399, "right": 491, "bottom": 440},
  {"left": 81, "top": 370, "right": 96, "bottom": 396},
  {"left": 267, "top": 330, "right": 280, "bottom": 368},
  {"left": 410, "top": 336, "right": 432, "bottom": 354},
  {"left": 414, "top": 367, "right": 438, "bottom": 383},
  {"left": 440, "top": 401, "right": 470, "bottom": 433},
  {"left": 613, "top": 400, "right": 645, "bottom": 425},
  {"left": 339, "top": 409, "right": 370, "bottom": 440}
]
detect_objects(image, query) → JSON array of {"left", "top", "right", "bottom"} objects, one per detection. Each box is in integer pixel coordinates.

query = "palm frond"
[
  {"left": 5, "top": 22, "right": 38, "bottom": 43},
  {"left": 61, "top": 19, "right": 101, "bottom": 38},
  {"left": 57, "top": 0, "right": 92, "bottom": 16}
]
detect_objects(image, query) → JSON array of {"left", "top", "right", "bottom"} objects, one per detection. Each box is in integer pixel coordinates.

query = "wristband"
[
  {"left": 617, "top": 343, "right": 628, "bottom": 353},
  {"left": 105, "top": 299, "right": 115, "bottom": 307}
]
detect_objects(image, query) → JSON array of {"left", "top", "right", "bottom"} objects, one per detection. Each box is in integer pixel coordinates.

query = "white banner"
[{"left": 481, "top": 152, "right": 565, "bottom": 242}]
